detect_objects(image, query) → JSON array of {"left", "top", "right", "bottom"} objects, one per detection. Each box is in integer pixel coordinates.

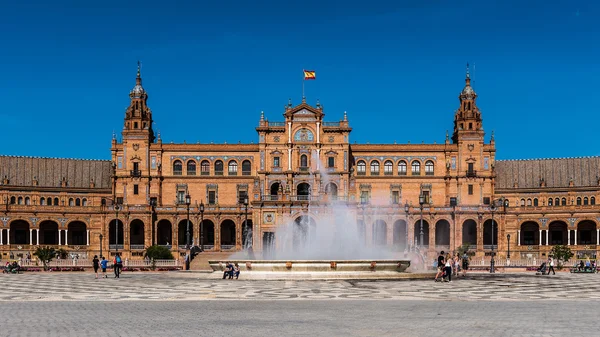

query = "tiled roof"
[
  {"left": 496, "top": 157, "right": 600, "bottom": 189},
  {"left": 0, "top": 155, "right": 112, "bottom": 189}
]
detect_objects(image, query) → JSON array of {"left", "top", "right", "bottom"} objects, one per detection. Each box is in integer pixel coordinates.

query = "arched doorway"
[
  {"left": 178, "top": 219, "right": 194, "bottom": 248},
  {"left": 577, "top": 220, "right": 596, "bottom": 245},
  {"left": 108, "top": 219, "right": 124, "bottom": 248},
  {"left": 270, "top": 182, "right": 280, "bottom": 201},
  {"left": 483, "top": 219, "right": 498, "bottom": 248},
  {"left": 356, "top": 219, "right": 366, "bottom": 245},
  {"left": 462, "top": 219, "right": 477, "bottom": 246},
  {"left": 372, "top": 220, "right": 387, "bottom": 245},
  {"left": 220, "top": 220, "right": 236, "bottom": 248},
  {"left": 67, "top": 221, "right": 87, "bottom": 246},
  {"left": 39, "top": 220, "right": 59, "bottom": 245},
  {"left": 157, "top": 219, "right": 172, "bottom": 246},
  {"left": 325, "top": 183, "right": 338, "bottom": 201},
  {"left": 9, "top": 220, "right": 30, "bottom": 245},
  {"left": 393, "top": 220, "right": 407, "bottom": 247},
  {"left": 549, "top": 221, "right": 568, "bottom": 245},
  {"left": 242, "top": 219, "right": 253, "bottom": 248},
  {"left": 294, "top": 215, "right": 316, "bottom": 250},
  {"left": 297, "top": 183, "right": 311, "bottom": 201},
  {"left": 129, "top": 219, "right": 145, "bottom": 248},
  {"left": 201, "top": 220, "right": 215, "bottom": 248},
  {"left": 520, "top": 221, "right": 539, "bottom": 245},
  {"left": 413, "top": 220, "right": 430, "bottom": 247},
  {"left": 435, "top": 220, "right": 450, "bottom": 246}
]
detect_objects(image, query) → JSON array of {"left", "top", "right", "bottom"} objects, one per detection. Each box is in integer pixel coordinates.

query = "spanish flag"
[{"left": 303, "top": 70, "right": 316, "bottom": 80}]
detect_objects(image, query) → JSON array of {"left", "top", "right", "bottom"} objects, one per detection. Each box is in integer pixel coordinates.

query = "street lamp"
[
  {"left": 114, "top": 204, "right": 121, "bottom": 254},
  {"left": 243, "top": 196, "right": 249, "bottom": 249},
  {"left": 199, "top": 201, "right": 205, "bottom": 251},
  {"left": 507, "top": 233, "right": 511, "bottom": 260},
  {"left": 185, "top": 194, "right": 191, "bottom": 270},
  {"left": 490, "top": 202, "right": 497, "bottom": 273},
  {"left": 99, "top": 234, "right": 103, "bottom": 258},
  {"left": 419, "top": 194, "right": 425, "bottom": 247},
  {"left": 404, "top": 202, "right": 410, "bottom": 251}
]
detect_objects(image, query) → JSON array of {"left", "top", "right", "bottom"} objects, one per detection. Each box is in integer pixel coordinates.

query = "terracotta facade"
[{"left": 1, "top": 66, "right": 599, "bottom": 261}]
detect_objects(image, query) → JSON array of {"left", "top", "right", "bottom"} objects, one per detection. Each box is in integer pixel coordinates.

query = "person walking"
[
  {"left": 92, "top": 255, "right": 100, "bottom": 279},
  {"left": 547, "top": 256, "right": 556, "bottom": 275},
  {"left": 434, "top": 251, "right": 445, "bottom": 282},
  {"left": 100, "top": 256, "right": 108, "bottom": 278},
  {"left": 114, "top": 254, "right": 122, "bottom": 278},
  {"left": 461, "top": 251, "right": 469, "bottom": 277}
]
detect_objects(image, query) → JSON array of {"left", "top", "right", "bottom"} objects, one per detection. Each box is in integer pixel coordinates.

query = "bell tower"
[
  {"left": 122, "top": 61, "right": 155, "bottom": 142},
  {"left": 452, "top": 63, "right": 483, "bottom": 144}
]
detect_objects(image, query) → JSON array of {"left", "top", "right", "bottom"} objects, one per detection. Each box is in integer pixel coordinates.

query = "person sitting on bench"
[
  {"left": 579, "top": 260, "right": 585, "bottom": 272},
  {"left": 585, "top": 259, "right": 592, "bottom": 272}
]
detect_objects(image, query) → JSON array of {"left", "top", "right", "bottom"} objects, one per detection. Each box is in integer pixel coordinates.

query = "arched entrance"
[
  {"left": 297, "top": 183, "right": 311, "bottom": 201},
  {"left": 549, "top": 221, "right": 568, "bottom": 245},
  {"left": 108, "top": 219, "right": 124, "bottom": 247},
  {"left": 483, "top": 219, "right": 498, "bottom": 248},
  {"left": 201, "top": 220, "right": 215, "bottom": 248},
  {"left": 39, "top": 220, "right": 59, "bottom": 245},
  {"left": 372, "top": 220, "right": 387, "bottom": 245},
  {"left": 270, "top": 182, "right": 280, "bottom": 201},
  {"left": 178, "top": 219, "right": 194, "bottom": 248},
  {"left": 577, "top": 220, "right": 596, "bottom": 245},
  {"left": 393, "top": 220, "right": 407, "bottom": 247},
  {"left": 520, "top": 221, "right": 539, "bottom": 245},
  {"left": 220, "top": 220, "right": 236, "bottom": 248},
  {"left": 242, "top": 219, "right": 253, "bottom": 248},
  {"left": 129, "top": 219, "right": 145, "bottom": 248},
  {"left": 67, "top": 221, "right": 87, "bottom": 246},
  {"left": 157, "top": 219, "right": 172, "bottom": 246},
  {"left": 294, "top": 215, "right": 316, "bottom": 250},
  {"left": 435, "top": 220, "right": 450, "bottom": 246},
  {"left": 9, "top": 220, "right": 30, "bottom": 245},
  {"left": 413, "top": 220, "right": 430, "bottom": 247},
  {"left": 356, "top": 219, "right": 366, "bottom": 245},
  {"left": 325, "top": 183, "right": 338, "bottom": 201},
  {"left": 462, "top": 219, "right": 477, "bottom": 246}
]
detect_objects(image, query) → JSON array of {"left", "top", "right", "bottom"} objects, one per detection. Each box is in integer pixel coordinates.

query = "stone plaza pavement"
[{"left": 1, "top": 272, "right": 599, "bottom": 336}]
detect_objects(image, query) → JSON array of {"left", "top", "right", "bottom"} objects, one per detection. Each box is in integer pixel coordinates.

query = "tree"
[
  {"left": 457, "top": 244, "right": 471, "bottom": 257},
  {"left": 550, "top": 245, "right": 574, "bottom": 269},
  {"left": 144, "top": 245, "right": 174, "bottom": 260},
  {"left": 33, "top": 246, "right": 57, "bottom": 271}
]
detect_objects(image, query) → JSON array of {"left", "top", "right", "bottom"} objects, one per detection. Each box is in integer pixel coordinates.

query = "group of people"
[
  {"left": 91, "top": 254, "right": 121, "bottom": 279},
  {"left": 222, "top": 262, "right": 241, "bottom": 279},
  {"left": 576, "top": 259, "right": 597, "bottom": 273},
  {"left": 434, "top": 250, "right": 470, "bottom": 282}
]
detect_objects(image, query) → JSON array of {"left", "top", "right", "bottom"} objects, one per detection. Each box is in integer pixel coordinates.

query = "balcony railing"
[
  {"left": 262, "top": 195, "right": 279, "bottom": 201},
  {"left": 299, "top": 167, "right": 310, "bottom": 172},
  {"left": 291, "top": 195, "right": 320, "bottom": 202},
  {"left": 109, "top": 244, "right": 124, "bottom": 250},
  {"left": 130, "top": 244, "right": 145, "bottom": 250},
  {"left": 242, "top": 170, "right": 252, "bottom": 176},
  {"left": 130, "top": 170, "right": 142, "bottom": 177},
  {"left": 322, "top": 122, "right": 340, "bottom": 127},
  {"left": 466, "top": 170, "right": 477, "bottom": 178},
  {"left": 268, "top": 122, "right": 285, "bottom": 127}
]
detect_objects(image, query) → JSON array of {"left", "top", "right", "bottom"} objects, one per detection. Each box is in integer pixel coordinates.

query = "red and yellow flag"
[{"left": 303, "top": 70, "right": 316, "bottom": 80}]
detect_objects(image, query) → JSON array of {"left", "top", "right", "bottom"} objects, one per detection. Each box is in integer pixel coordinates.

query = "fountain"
[{"left": 208, "top": 157, "right": 418, "bottom": 279}]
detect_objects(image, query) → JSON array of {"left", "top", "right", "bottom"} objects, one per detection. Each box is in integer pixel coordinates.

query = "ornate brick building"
[{"left": 1, "top": 66, "right": 599, "bottom": 261}]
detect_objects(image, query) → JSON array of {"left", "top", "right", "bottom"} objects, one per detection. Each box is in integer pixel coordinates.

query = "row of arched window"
[
  {"left": 520, "top": 196, "right": 596, "bottom": 207},
  {"left": 356, "top": 160, "right": 435, "bottom": 176},
  {"left": 9, "top": 196, "right": 88, "bottom": 206},
  {"left": 173, "top": 159, "right": 252, "bottom": 176}
]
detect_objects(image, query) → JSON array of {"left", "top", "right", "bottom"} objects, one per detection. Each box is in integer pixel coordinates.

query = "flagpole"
[{"left": 302, "top": 70, "right": 305, "bottom": 100}]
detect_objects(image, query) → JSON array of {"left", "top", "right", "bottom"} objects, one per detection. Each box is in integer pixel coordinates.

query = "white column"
[
  {"left": 288, "top": 122, "right": 292, "bottom": 143},
  {"left": 6, "top": 229, "right": 9, "bottom": 245},
  {"left": 58, "top": 230, "right": 62, "bottom": 245},
  {"left": 288, "top": 149, "right": 292, "bottom": 171},
  {"left": 545, "top": 230, "right": 549, "bottom": 246},
  {"left": 86, "top": 230, "right": 90, "bottom": 246},
  {"left": 574, "top": 229, "right": 577, "bottom": 246},
  {"left": 597, "top": 229, "right": 599, "bottom": 245},
  {"left": 36, "top": 229, "right": 39, "bottom": 246},
  {"left": 567, "top": 230, "right": 570, "bottom": 246},
  {"left": 0, "top": 229, "right": 3, "bottom": 245},
  {"left": 517, "top": 230, "right": 520, "bottom": 246},
  {"left": 316, "top": 149, "right": 321, "bottom": 170},
  {"left": 65, "top": 229, "right": 68, "bottom": 245},
  {"left": 539, "top": 230, "right": 542, "bottom": 246},
  {"left": 316, "top": 122, "right": 320, "bottom": 144},
  {"left": 29, "top": 229, "right": 33, "bottom": 245}
]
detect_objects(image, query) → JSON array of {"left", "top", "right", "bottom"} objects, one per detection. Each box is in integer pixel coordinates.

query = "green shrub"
[{"left": 144, "top": 245, "right": 174, "bottom": 260}]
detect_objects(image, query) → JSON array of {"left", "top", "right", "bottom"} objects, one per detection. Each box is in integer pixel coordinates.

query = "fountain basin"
[{"left": 209, "top": 259, "right": 410, "bottom": 273}]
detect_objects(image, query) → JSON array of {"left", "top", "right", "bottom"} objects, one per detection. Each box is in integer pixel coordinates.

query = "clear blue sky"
[{"left": 1, "top": 0, "right": 598, "bottom": 160}]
